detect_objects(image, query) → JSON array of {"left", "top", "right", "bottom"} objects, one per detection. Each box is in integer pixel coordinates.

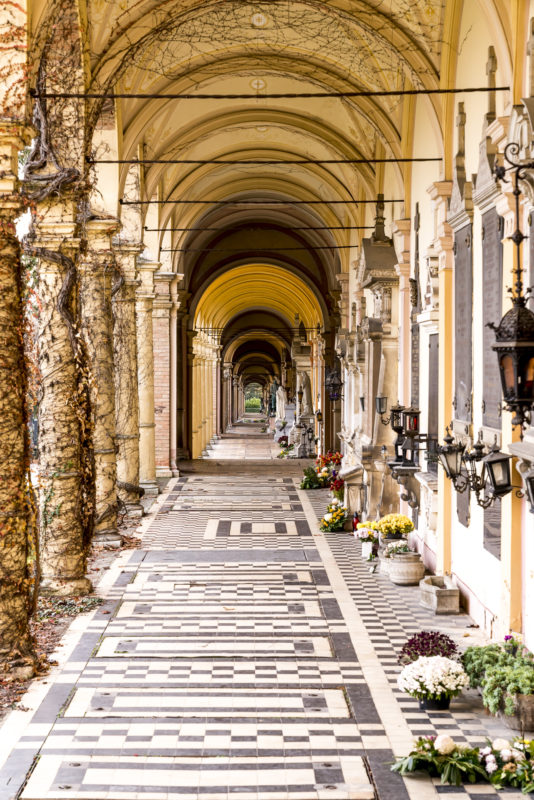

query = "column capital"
[
  {"left": 392, "top": 218, "right": 410, "bottom": 269},
  {"left": 85, "top": 217, "right": 120, "bottom": 243},
  {"left": 0, "top": 123, "right": 33, "bottom": 214},
  {"left": 112, "top": 238, "right": 144, "bottom": 256}
]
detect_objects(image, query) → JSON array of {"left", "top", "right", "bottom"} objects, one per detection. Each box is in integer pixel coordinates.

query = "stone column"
[
  {"left": 153, "top": 272, "right": 177, "bottom": 478},
  {"left": 112, "top": 241, "right": 143, "bottom": 517},
  {"left": 169, "top": 281, "right": 180, "bottom": 475},
  {"left": 136, "top": 259, "right": 159, "bottom": 495},
  {"left": 232, "top": 376, "right": 239, "bottom": 423},
  {"left": 79, "top": 218, "right": 121, "bottom": 545},
  {"left": 0, "top": 125, "right": 39, "bottom": 673},
  {"left": 176, "top": 303, "right": 191, "bottom": 461},
  {"left": 33, "top": 198, "right": 92, "bottom": 595}
]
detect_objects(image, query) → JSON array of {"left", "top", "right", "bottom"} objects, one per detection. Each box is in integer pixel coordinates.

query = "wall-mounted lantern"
[
  {"left": 325, "top": 369, "right": 343, "bottom": 402},
  {"left": 437, "top": 427, "right": 524, "bottom": 509},
  {"left": 492, "top": 142, "right": 534, "bottom": 437}
]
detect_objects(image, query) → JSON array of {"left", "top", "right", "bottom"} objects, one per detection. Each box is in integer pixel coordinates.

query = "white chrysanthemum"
[
  {"left": 486, "top": 761, "right": 498, "bottom": 774},
  {"left": 397, "top": 656, "right": 469, "bottom": 698},
  {"left": 492, "top": 738, "right": 512, "bottom": 752},
  {"left": 324, "top": 513, "right": 332, "bottom": 521},
  {"left": 434, "top": 735, "right": 456, "bottom": 755},
  {"left": 511, "top": 748, "right": 525, "bottom": 761}
]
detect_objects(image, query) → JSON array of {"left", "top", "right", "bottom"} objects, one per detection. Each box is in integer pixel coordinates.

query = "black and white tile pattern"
[{"left": 0, "top": 460, "right": 524, "bottom": 800}]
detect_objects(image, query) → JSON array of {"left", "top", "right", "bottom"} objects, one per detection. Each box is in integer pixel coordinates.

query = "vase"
[
  {"left": 388, "top": 552, "right": 425, "bottom": 585},
  {"left": 360, "top": 541, "right": 373, "bottom": 560},
  {"left": 418, "top": 695, "right": 451, "bottom": 711}
]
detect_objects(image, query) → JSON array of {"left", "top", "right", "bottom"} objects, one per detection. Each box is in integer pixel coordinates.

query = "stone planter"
[
  {"left": 378, "top": 531, "right": 406, "bottom": 547},
  {"left": 500, "top": 694, "right": 534, "bottom": 733},
  {"left": 388, "top": 552, "right": 425, "bottom": 585},
  {"left": 419, "top": 575, "right": 460, "bottom": 615},
  {"left": 379, "top": 556, "right": 391, "bottom": 575}
]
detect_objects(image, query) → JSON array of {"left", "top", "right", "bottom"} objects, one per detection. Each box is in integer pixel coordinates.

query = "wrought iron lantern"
[
  {"left": 325, "top": 369, "right": 343, "bottom": 401},
  {"left": 297, "top": 387, "right": 304, "bottom": 406},
  {"left": 375, "top": 396, "right": 388, "bottom": 416},
  {"left": 437, "top": 427, "right": 524, "bottom": 508},
  {"left": 492, "top": 142, "right": 534, "bottom": 435},
  {"left": 376, "top": 397, "right": 405, "bottom": 431},
  {"left": 375, "top": 396, "right": 432, "bottom": 467},
  {"left": 437, "top": 427, "right": 466, "bottom": 486},
  {"left": 315, "top": 408, "right": 323, "bottom": 423},
  {"left": 403, "top": 407, "right": 421, "bottom": 436},
  {"left": 482, "top": 446, "right": 514, "bottom": 498}
]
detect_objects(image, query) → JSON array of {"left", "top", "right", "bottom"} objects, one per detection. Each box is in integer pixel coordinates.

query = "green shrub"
[
  {"left": 300, "top": 467, "right": 322, "bottom": 489},
  {"left": 245, "top": 397, "right": 261, "bottom": 411},
  {"left": 462, "top": 644, "right": 506, "bottom": 689},
  {"left": 482, "top": 661, "right": 534, "bottom": 715}
]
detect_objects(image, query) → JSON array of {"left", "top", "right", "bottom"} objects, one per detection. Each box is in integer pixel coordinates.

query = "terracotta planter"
[
  {"left": 500, "top": 693, "right": 534, "bottom": 733},
  {"left": 388, "top": 552, "right": 425, "bottom": 585}
]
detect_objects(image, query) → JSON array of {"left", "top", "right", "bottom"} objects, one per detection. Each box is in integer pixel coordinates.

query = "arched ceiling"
[
  {"left": 193, "top": 263, "right": 324, "bottom": 331},
  {"left": 80, "top": 0, "right": 451, "bottom": 236}
]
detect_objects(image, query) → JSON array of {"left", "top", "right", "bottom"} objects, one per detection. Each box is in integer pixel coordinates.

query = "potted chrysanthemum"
[
  {"left": 319, "top": 498, "right": 348, "bottom": 532},
  {"left": 376, "top": 513, "right": 414, "bottom": 545},
  {"left": 354, "top": 521, "right": 378, "bottom": 559},
  {"left": 398, "top": 655, "right": 469, "bottom": 710}
]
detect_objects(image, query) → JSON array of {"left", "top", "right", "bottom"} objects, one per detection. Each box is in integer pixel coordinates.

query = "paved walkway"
[{"left": 0, "top": 441, "right": 521, "bottom": 800}]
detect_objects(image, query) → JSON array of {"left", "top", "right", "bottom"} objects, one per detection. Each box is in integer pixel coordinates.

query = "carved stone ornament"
[
  {"left": 506, "top": 101, "right": 534, "bottom": 205},
  {"left": 449, "top": 102, "right": 474, "bottom": 227},
  {"left": 424, "top": 251, "right": 439, "bottom": 310}
]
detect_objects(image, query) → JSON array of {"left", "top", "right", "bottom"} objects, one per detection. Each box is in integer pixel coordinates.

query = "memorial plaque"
[
  {"left": 428, "top": 333, "right": 439, "bottom": 473},
  {"left": 483, "top": 502, "right": 501, "bottom": 560},
  {"left": 454, "top": 224, "right": 473, "bottom": 422},
  {"left": 482, "top": 209, "right": 503, "bottom": 429},
  {"left": 411, "top": 317, "right": 419, "bottom": 406},
  {"left": 456, "top": 484, "right": 470, "bottom": 528}
]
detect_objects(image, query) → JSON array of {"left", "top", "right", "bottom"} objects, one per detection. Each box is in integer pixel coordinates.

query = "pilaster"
[
  {"left": 393, "top": 219, "right": 411, "bottom": 406},
  {"left": 428, "top": 180, "right": 453, "bottom": 575},
  {"left": 136, "top": 259, "right": 159, "bottom": 494},
  {"left": 153, "top": 271, "right": 178, "bottom": 478}
]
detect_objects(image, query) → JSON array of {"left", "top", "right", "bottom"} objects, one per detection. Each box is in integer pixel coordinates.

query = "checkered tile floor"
[{"left": 0, "top": 454, "right": 524, "bottom": 800}]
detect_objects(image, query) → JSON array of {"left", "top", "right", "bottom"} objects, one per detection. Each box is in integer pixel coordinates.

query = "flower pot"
[
  {"left": 500, "top": 693, "right": 534, "bottom": 733},
  {"left": 418, "top": 695, "right": 451, "bottom": 711},
  {"left": 388, "top": 552, "right": 425, "bottom": 585},
  {"left": 360, "top": 541, "right": 373, "bottom": 559}
]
